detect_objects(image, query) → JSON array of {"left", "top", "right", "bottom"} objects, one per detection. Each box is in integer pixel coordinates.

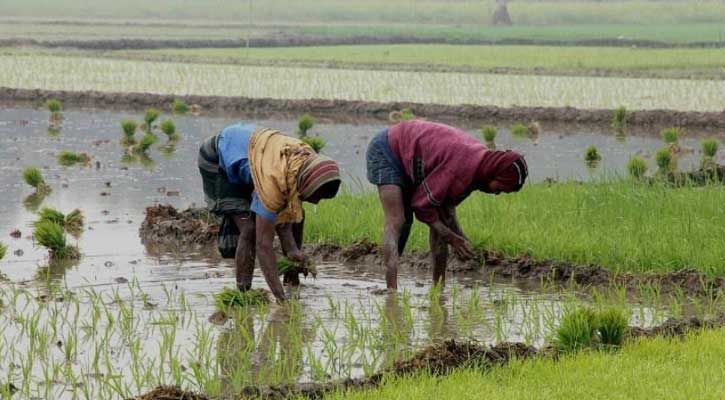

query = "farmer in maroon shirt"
[{"left": 366, "top": 120, "right": 528, "bottom": 290}]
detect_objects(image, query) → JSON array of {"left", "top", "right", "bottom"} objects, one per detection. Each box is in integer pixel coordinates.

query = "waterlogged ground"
[{"left": 0, "top": 105, "right": 705, "bottom": 399}]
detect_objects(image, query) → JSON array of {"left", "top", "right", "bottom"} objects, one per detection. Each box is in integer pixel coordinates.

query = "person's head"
[
  {"left": 298, "top": 155, "right": 342, "bottom": 204},
  {"left": 475, "top": 150, "right": 528, "bottom": 195}
]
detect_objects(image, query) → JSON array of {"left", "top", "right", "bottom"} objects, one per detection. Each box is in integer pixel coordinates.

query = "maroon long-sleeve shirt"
[{"left": 388, "top": 120, "right": 486, "bottom": 224}]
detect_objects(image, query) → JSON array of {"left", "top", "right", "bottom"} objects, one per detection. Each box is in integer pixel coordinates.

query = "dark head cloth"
[
  {"left": 297, "top": 154, "right": 341, "bottom": 200},
  {"left": 476, "top": 150, "right": 528, "bottom": 192}
]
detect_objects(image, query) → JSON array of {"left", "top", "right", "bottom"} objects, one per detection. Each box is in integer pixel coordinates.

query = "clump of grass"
[
  {"left": 22, "top": 167, "right": 47, "bottom": 190},
  {"left": 171, "top": 99, "right": 189, "bottom": 114},
  {"left": 596, "top": 308, "right": 628, "bottom": 348},
  {"left": 298, "top": 114, "right": 315, "bottom": 137},
  {"left": 135, "top": 133, "right": 158, "bottom": 154},
  {"left": 121, "top": 120, "right": 137, "bottom": 145},
  {"left": 627, "top": 156, "right": 648, "bottom": 179},
  {"left": 160, "top": 119, "right": 179, "bottom": 141},
  {"left": 700, "top": 138, "right": 720, "bottom": 170},
  {"left": 584, "top": 145, "right": 601, "bottom": 166},
  {"left": 47, "top": 99, "right": 62, "bottom": 121},
  {"left": 661, "top": 127, "right": 681, "bottom": 145},
  {"left": 33, "top": 220, "right": 79, "bottom": 260},
  {"left": 301, "top": 136, "right": 326, "bottom": 153},
  {"left": 655, "top": 147, "right": 674, "bottom": 174},
  {"left": 214, "top": 288, "right": 270, "bottom": 310},
  {"left": 555, "top": 307, "right": 598, "bottom": 353},
  {"left": 143, "top": 108, "right": 160, "bottom": 131},
  {"left": 64, "top": 209, "right": 84, "bottom": 236},
  {"left": 277, "top": 257, "right": 297, "bottom": 275},
  {"left": 481, "top": 125, "right": 498, "bottom": 144},
  {"left": 611, "top": 106, "right": 627, "bottom": 132},
  {"left": 37, "top": 207, "right": 65, "bottom": 226},
  {"left": 58, "top": 151, "right": 90, "bottom": 166},
  {"left": 511, "top": 123, "right": 529, "bottom": 137},
  {"left": 0, "top": 242, "right": 5, "bottom": 261}
]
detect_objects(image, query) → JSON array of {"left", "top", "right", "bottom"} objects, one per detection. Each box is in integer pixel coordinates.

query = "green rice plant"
[
  {"left": 511, "top": 123, "right": 529, "bottom": 137},
  {"left": 47, "top": 125, "right": 61, "bottom": 137},
  {"left": 214, "top": 288, "right": 269, "bottom": 310},
  {"left": 47, "top": 99, "right": 62, "bottom": 121},
  {"left": 399, "top": 108, "right": 415, "bottom": 121},
  {"left": 135, "top": 133, "right": 158, "bottom": 153},
  {"left": 627, "top": 156, "right": 648, "bottom": 179},
  {"left": 160, "top": 119, "right": 179, "bottom": 141},
  {"left": 611, "top": 106, "right": 627, "bottom": 132},
  {"left": 22, "top": 167, "right": 46, "bottom": 190},
  {"left": 297, "top": 114, "right": 315, "bottom": 137},
  {"left": 554, "top": 307, "right": 598, "bottom": 354},
  {"left": 584, "top": 145, "right": 601, "bottom": 165},
  {"left": 301, "top": 136, "right": 326, "bottom": 153},
  {"left": 480, "top": 125, "right": 498, "bottom": 143},
  {"left": 171, "top": 99, "right": 189, "bottom": 114},
  {"left": 0, "top": 242, "right": 6, "bottom": 261},
  {"left": 143, "top": 108, "right": 160, "bottom": 130},
  {"left": 33, "top": 220, "right": 79, "bottom": 260},
  {"left": 661, "top": 127, "right": 681, "bottom": 145},
  {"left": 64, "top": 209, "right": 84, "bottom": 236},
  {"left": 701, "top": 138, "right": 719, "bottom": 169},
  {"left": 37, "top": 207, "right": 65, "bottom": 226},
  {"left": 121, "top": 120, "right": 137, "bottom": 145},
  {"left": 596, "top": 308, "right": 628, "bottom": 348},
  {"left": 277, "top": 257, "right": 297, "bottom": 275},
  {"left": 57, "top": 151, "right": 90, "bottom": 166},
  {"left": 655, "top": 147, "right": 674, "bottom": 174}
]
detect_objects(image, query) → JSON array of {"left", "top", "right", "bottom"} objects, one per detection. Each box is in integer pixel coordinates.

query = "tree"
[{"left": 492, "top": 0, "right": 513, "bottom": 25}]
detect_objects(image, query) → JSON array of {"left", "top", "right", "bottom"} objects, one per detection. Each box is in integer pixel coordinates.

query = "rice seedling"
[
  {"left": 0, "top": 242, "right": 6, "bottom": 261},
  {"left": 301, "top": 136, "right": 326, "bottom": 153},
  {"left": 584, "top": 145, "right": 601, "bottom": 166},
  {"left": 661, "top": 127, "right": 681, "bottom": 145},
  {"left": 57, "top": 151, "right": 91, "bottom": 166},
  {"left": 655, "top": 147, "right": 674, "bottom": 174},
  {"left": 510, "top": 123, "right": 529, "bottom": 138},
  {"left": 702, "top": 138, "right": 719, "bottom": 158},
  {"left": 611, "top": 106, "right": 627, "bottom": 132},
  {"left": 626, "top": 156, "right": 648, "bottom": 180},
  {"left": 22, "top": 167, "right": 48, "bottom": 190},
  {"left": 143, "top": 108, "right": 160, "bottom": 131},
  {"left": 160, "top": 119, "right": 179, "bottom": 141},
  {"left": 214, "top": 288, "right": 270, "bottom": 310},
  {"left": 171, "top": 99, "right": 189, "bottom": 114},
  {"left": 47, "top": 125, "right": 61, "bottom": 137},
  {"left": 32, "top": 220, "right": 80, "bottom": 260},
  {"left": 36, "top": 207, "right": 65, "bottom": 226},
  {"left": 46, "top": 99, "right": 62, "bottom": 122},
  {"left": 596, "top": 308, "right": 628, "bottom": 348},
  {"left": 297, "top": 114, "right": 315, "bottom": 137},
  {"left": 64, "top": 209, "right": 85, "bottom": 236},
  {"left": 554, "top": 307, "right": 598, "bottom": 353},
  {"left": 480, "top": 125, "right": 497, "bottom": 144},
  {"left": 135, "top": 133, "right": 158, "bottom": 154},
  {"left": 277, "top": 257, "right": 297, "bottom": 275},
  {"left": 121, "top": 120, "right": 137, "bottom": 145}
]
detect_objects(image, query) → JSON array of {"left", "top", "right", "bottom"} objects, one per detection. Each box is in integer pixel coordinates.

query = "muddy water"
[{"left": 0, "top": 105, "right": 685, "bottom": 398}]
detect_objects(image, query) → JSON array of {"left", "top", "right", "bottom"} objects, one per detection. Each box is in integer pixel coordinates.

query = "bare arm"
[
  {"left": 439, "top": 205, "right": 467, "bottom": 239},
  {"left": 275, "top": 223, "right": 304, "bottom": 261},
  {"left": 429, "top": 219, "right": 474, "bottom": 261},
  {"left": 256, "top": 215, "right": 286, "bottom": 302}
]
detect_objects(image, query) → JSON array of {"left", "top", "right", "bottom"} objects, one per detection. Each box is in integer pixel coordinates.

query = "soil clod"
[{"left": 135, "top": 385, "right": 209, "bottom": 400}]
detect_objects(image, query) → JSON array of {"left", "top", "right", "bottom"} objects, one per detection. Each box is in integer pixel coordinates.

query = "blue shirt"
[{"left": 217, "top": 123, "right": 277, "bottom": 222}]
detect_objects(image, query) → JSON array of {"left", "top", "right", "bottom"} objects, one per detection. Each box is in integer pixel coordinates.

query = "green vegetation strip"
[
  {"left": 132, "top": 45, "right": 725, "bottom": 78},
  {"left": 325, "top": 328, "right": 725, "bottom": 400},
  {"left": 2, "top": 54, "right": 724, "bottom": 111},
  {"left": 305, "top": 181, "right": 725, "bottom": 276}
]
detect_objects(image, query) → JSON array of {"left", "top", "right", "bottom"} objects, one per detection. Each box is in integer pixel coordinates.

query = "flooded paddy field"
[{"left": 0, "top": 104, "right": 721, "bottom": 399}]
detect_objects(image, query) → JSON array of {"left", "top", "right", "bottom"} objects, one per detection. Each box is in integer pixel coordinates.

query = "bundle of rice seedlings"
[
  {"left": 47, "top": 99, "right": 62, "bottom": 121},
  {"left": 214, "top": 288, "right": 270, "bottom": 310},
  {"left": 301, "top": 136, "right": 326, "bottom": 153},
  {"left": 481, "top": 126, "right": 498, "bottom": 143},
  {"left": 171, "top": 99, "right": 189, "bottom": 114},
  {"left": 627, "top": 156, "right": 648, "bottom": 179},
  {"left": 121, "top": 120, "right": 137, "bottom": 145},
  {"left": 554, "top": 307, "right": 598, "bottom": 353},
  {"left": 297, "top": 114, "right": 315, "bottom": 137},
  {"left": 0, "top": 242, "right": 6, "bottom": 261},
  {"left": 22, "top": 167, "right": 48, "bottom": 190},
  {"left": 37, "top": 207, "right": 65, "bottom": 226},
  {"left": 655, "top": 147, "right": 675, "bottom": 174},
  {"left": 661, "top": 127, "right": 681, "bottom": 145},
  {"left": 160, "top": 119, "right": 179, "bottom": 141},
  {"left": 611, "top": 106, "right": 627, "bottom": 132},
  {"left": 511, "top": 123, "right": 529, "bottom": 137},
  {"left": 700, "top": 138, "right": 719, "bottom": 170},
  {"left": 135, "top": 133, "right": 158, "bottom": 154},
  {"left": 584, "top": 145, "right": 601, "bottom": 165},
  {"left": 596, "top": 308, "right": 628, "bottom": 348},
  {"left": 57, "top": 151, "right": 90, "bottom": 166},
  {"left": 64, "top": 209, "right": 84, "bottom": 236},
  {"left": 277, "top": 256, "right": 318, "bottom": 278},
  {"left": 143, "top": 108, "right": 160, "bottom": 131},
  {"left": 33, "top": 220, "right": 79, "bottom": 260}
]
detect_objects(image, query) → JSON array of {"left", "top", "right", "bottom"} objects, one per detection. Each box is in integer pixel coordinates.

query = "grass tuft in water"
[
  {"left": 171, "top": 99, "right": 189, "bottom": 114},
  {"left": 510, "top": 123, "right": 529, "bottom": 137},
  {"left": 64, "top": 209, "right": 84, "bottom": 236},
  {"left": 121, "top": 120, "right": 137, "bottom": 145},
  {"left": 47, "top": 99, "right": 62, "bottom": 121},
  {"left": 22, "top": 167, "right": 46, "bottom": 190},
  {"left": 596, "top": 308, "right": 628, "bottom": 348},
  {"left": 701, "top": 138, "right": 719, "bottom": 158},
  {"left": 301, "top": 136, "right": 326, "bottom": 153},
  {"left": 214, "top": 288, "right": 270, "bottom": 310},
  {"left": 611, "top": 106, "right": 627, "bottom": 132},
  {"left": 660, "top": 127, "right": 681, "bottom": 145},
  {"left": 33, "top": 220, "right": 79, "bottom": 260},
  {"left": 143, "top": 108, "right": 160, "bottom": 131},
  {"left": 135, "top": 133, "right": 158, "bottom": 154},
  {"left": 57, "top": 151, "right": 90, "bottom": 166},
  {"left": 160, "top": 119, "right": 179, "bottom": 141},
  {"left": 37, "top": 207, "right": 65, "bottom": 226},
  {"left": 480, "top": 125, "right": 498, "bottom": 144},
  {"left": 297, "top": 114, "right": 315, "bottom": 137},
  {"left": 655, "top": 147, "right": 674, "bottom": 174},
  {"left": 584, "top": 145, "right": 601, "bottom": 166},
  {"left": 626, "top": 156, "right": 648, "bottom": 179},
  {"left": 554, "top": 307, "right": 598, "bottom": 353}
]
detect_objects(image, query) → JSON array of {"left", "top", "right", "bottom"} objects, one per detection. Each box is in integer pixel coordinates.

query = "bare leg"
[
  {"left": 430, "top": 226, "right": 448, "bottom": 286},
  {"left": 232, "top": 213, "right": 256, "bottom": 291},
  {"left": 378, "top": 185, "right": 406, "bottom": 290}
]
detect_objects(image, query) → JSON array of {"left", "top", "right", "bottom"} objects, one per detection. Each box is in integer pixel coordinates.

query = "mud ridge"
[
  {"left": 3, "top": 36, "right": 725, "bottom": 50},
  {"left": 135, "top": 314, "right": 724, "bottom": 399},
  {"left": 3, "top": 87, "right": 725, "bottom": 129},
  {"left": 139, "top": 205, "right": 724, "bottom": 298}
]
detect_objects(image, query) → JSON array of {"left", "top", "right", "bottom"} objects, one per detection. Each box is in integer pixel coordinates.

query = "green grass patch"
[
  {"left": 326, "top": 328, "right": 725, "bottom": 400},
  {"left": 305, "top": 180, "right": 725, "bottom": 276}
]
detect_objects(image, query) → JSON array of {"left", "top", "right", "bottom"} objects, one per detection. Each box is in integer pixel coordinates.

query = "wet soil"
[
  {"left": 3, "top": 87, "right": 725, "bottom": 129},
  {"left": 135, "top": 313, "right": 724, "bottom": 400},
  {"left": 140, "top": 205, "right": 725, "bottom": 298}
]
